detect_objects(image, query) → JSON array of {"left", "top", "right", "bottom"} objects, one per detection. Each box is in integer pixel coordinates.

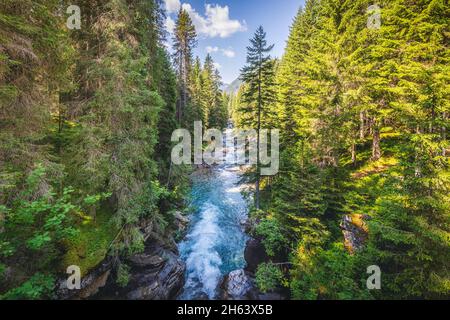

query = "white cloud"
[
  {"left": 181, "top": 3, "right": 246, "bottom": 38},
  {"left": 205, "top": 4, "right": 247, "bottom": 38},
  {"left": 221, "top": 48, "right": 235, "bottom": 58},
  {"left": 206, "top": 46, "right": 236, "bottom": 58},
  {"left": 164, "top": 0, "right": 181, "bottom": 13},
  {"left": 165, "top": 16, "right": 176, "bottom": 34},
  {"left": 206, "top": 46, "right": 219, "bottom": 53},
  {"left": 213, "top": 62, "right": 222, "bottom": 70}
]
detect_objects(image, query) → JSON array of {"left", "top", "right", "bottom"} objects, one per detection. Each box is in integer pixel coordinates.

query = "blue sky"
[{"left": 164, "top": 0, "right": 305, "bottom": 84}]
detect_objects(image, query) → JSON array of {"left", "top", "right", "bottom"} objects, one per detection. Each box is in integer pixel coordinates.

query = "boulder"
[
  {"left": 221, "top": 269, "right": 258, "bottom": 300},
  {"left": 121, "top": 244, "right": 185, "bottom": 300},
  {"left": 244, "top": 238, "right": 268, "bottom": 273},
  {"left": 220, "top": 269, "right": 287, "bottom": 300},
  {"left": 173, "top": 211, "right": 190, "bottom": 232},
  {"left": 127, "top": 253, "right": 165, "bottom": 269}
]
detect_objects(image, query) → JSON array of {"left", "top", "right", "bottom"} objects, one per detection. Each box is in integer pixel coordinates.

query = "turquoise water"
[{"left": 178, "top": 165, "right": 249, "bottom": 300}]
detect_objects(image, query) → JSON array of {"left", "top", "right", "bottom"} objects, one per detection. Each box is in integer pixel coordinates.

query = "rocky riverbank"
[
  {"left": 104, "top": 242, "right": 185, "bottom": 300},
  {"left": 56, "top": 212, "right": 189, "bottom": 300},
  {"left": 218, "top": 218, "right": 285, "bottom": 300}
]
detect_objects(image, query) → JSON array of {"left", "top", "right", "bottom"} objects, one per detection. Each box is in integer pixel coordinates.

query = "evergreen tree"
[
  {"left": 0, "top": 0, "right": 72, "bottom": 194},
  {"left": 189, "top": 56, "right": 204, "bottom": 124},
  {"left": 253, "top": 0, "right": 449, "bottom": 299},
  {"left": 240, "top": 26, "right": 277, "bottom": 209},
  {"left": 201, "top": 54, "right": 216, "bottom": 127},
  {"left": 172, "top": 8, "right": 197, "bottom": 124},
  {"left": 1, "top": 0, "right": 449, "bottom": 301},
  {"left": 200, "top": 54, "right": 227, "bottom": 129},
  {"left": 0, "top": 0, "right": 185, "bottom": 297}
]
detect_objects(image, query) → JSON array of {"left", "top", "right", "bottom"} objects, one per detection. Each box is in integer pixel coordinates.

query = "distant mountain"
[
  {"left": 223, "top": 78, "right": 242, "bottom": 95},
  {"left": 220, "top": 83, "right": 229, "bottom": 91}
]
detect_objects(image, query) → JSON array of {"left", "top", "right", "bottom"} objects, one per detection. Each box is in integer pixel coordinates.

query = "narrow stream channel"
[{"left": 178, "top": 131, "right": 250, "bottom": 300}]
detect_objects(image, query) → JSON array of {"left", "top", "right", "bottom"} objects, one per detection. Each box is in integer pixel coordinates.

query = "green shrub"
[
  {"left": 255, "top": 263, "right": 284, "bottom": 293},
  {"left": 116, "top": 263, "right": 131, "bottom": 288},
  {"left": 255, "top": 218, "right": 287, "bottom": 257},
  {"left": 1, "top": 273, "right": 55, "bottom": 300}
]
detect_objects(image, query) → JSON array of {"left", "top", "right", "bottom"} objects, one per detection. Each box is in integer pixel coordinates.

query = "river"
[{"left": 178, "top": 131, "right": 250, "bottom": 300}]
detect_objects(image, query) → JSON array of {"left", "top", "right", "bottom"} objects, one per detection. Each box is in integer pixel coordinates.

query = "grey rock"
[
  {"left": 174, "top": 211, "right": 189, "bottom": 225},
  {"left": 127, "top": 253, "right": 165, "bottom": 269},
  {"left": 221, "top": 269, "right": 258, "bottom": 300},
  {"left": 122, "top": 244, "right": 185, "bottom": 300},
  {"left": 54, "top": 212, "right": 185, "bottom": 300},
  {"left": 173, "top": 211, "right": 190, "bottom": 233}
]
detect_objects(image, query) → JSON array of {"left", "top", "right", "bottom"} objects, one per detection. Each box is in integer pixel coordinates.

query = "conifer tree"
[
  {"left": 0, "top": 0, "right": 72, "bottom": 189},
  {"left": 172, "top": 8, "right": 197, "bottom": 124},
  {"left": 189, "top": 56, "right": 204, "bottom": 123},
  {"left": 209, "top": 70, "right": 228, "bottom": 129},
  {"left": 201, "top": 54, "right": 216, "bottom": 127},
  {"left": 249, "top": 0, "right": 450, "bottom": 299},
  {"left": 240, "top": 26, "right": 276, "bottom": 209}
]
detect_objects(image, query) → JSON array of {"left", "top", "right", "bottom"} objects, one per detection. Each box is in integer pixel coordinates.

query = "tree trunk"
[
  {"left": 372, "top": 123, "right": 381, "bottom": 161},
  {"left": 255, "top": 53, "right": 262, "bottom": 210},
  {"left": 351, "top": 142, "right": 356, "bottom": 165},
  {"left": 415, "top": 126, "right": 422, "bottom": 177},
  {"left": 182, "top": 54, "right": 188, "bottom": 122},
  {"left": 360, "top": 111, "right": 365, "bottom": 140},
  {"left": 442, "top": 111, "right": 447, "bottom": 157},
  {"left": 177, "top": 53, "right": 183, "bottom": 124}
]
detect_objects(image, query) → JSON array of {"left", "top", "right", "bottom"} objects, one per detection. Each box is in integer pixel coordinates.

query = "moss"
[
  {"left": 61, "top": 208, "right": 118, "bottom": 277},
  {"left": 352, "top": 157, "right": 399, "bottom": 179}
]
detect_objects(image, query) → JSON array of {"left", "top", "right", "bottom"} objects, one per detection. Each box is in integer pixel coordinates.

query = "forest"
[{"left": 0, "top": 0, "right": 449, "bottom": 300}]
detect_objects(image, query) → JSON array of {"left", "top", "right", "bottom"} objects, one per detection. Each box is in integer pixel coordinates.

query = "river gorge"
[{"left": 178, "top": 164, "right": 250, "bottom": 299}]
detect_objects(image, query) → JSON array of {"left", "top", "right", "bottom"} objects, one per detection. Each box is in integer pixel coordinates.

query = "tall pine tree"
[{"left": 240, "top": 26, "right": 276, "bottom": 209}]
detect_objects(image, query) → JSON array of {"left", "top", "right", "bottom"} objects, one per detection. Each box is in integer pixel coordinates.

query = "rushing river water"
[{"left": 178, "top": 133, "right": 250, "bottom": 300}]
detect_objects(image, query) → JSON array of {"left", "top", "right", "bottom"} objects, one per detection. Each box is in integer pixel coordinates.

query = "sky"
[{"left": 164, "top": 0, "right": 306, "bottom": 84}]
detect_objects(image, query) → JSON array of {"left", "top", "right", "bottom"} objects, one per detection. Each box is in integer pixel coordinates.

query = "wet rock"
[
  {"left": 121, "top": 244, "right": 185, "bottom": 300},
  {"left": 244, "top": 238, "right": 269, "bottom": 273},
  {"left": 220, "top": 269, "right": 287, "bottom": 300},
  {"left": 221, "top": 269, "right": 258, "bottom": 300},
  {"left": 240, "top": 218, "right": 254, "bottom": 234},
  {"left": 195, "top": 292, "right": 210, "bottom": 300},
  {"left": 174, "top": 211, "right": 190, "bottom": 232}
]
